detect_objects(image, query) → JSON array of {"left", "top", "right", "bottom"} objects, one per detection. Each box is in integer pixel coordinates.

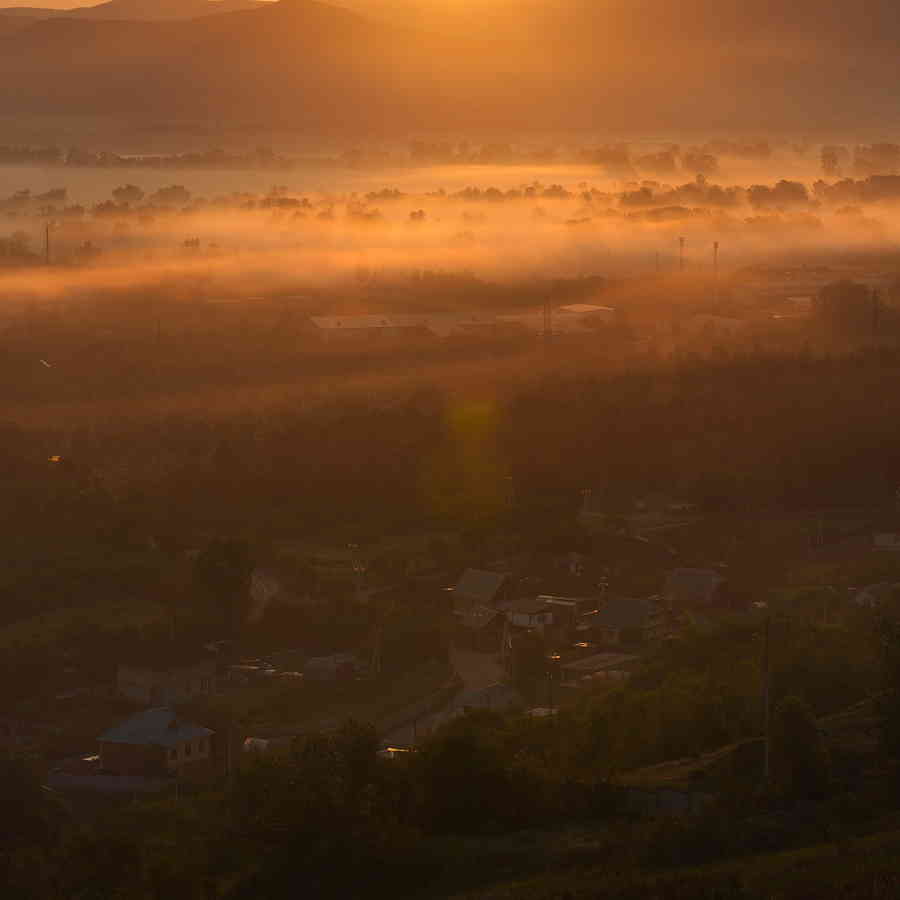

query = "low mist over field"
[{"left": 4, "top": 139, "right": 900, "bottom": 300}]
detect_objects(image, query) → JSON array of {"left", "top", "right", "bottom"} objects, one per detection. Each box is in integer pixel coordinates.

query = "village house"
[
  {"left": 506, "top": 596, "right": 554, "bottom": 630},
  {"left": 873, "top": 532, "right": 900, "bottom": 550},
  {"left": 98, "top": 708, "right": 214, "bottom": 777},
  {"left": 309, "top": 315, "right": 432, "bottom": 343},
  {"left": 578, "top": 595, "right": 663, "bottom": 646},
  {"left": 117, "top": 657, "right": 217, "bottom": 706},
  {"left": 853, "top": 582, "right": 900, "bottom": 608},
  {"left": 539, "top": 594, "right": 597, "bottom": 631},
  {"left": 663, "top": 567, "right": 727, "bottom": 611},
  {"left": 452, "top": 569, "right": 514, "bottom": 651},
  {"left": 452, "top": 568, "right": 513, "bottom": 612},
  {"left": 457, "top": 605, "right": 503, "bottom": 651}
]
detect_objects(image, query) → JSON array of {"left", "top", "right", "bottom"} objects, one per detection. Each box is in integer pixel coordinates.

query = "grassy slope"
[{"left": 450, "top": 825, "right": 900, "bottom": 899}]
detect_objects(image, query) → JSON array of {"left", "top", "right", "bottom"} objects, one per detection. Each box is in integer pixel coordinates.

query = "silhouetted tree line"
[{"left": 0, "top": 145, "right": 292, "bottom": 170}]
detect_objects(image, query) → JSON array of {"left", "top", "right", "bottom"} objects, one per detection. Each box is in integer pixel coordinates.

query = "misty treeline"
[
  {"left": 0, "top": 145, "right": 291, "bottom": 171},
  {"left": 0, "top": 138, "right": 765, "bottom": 174},
  {"left": 2, "top": 170, "right": 900, "bottom": 279},
  {"left": 6, "top": 138, "right": 900, "bottom": 180},
  {"left": 8, "top": 173, "right": 900, "bottom": 222}
]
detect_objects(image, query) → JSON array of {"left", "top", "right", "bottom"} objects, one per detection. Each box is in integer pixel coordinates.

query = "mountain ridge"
[
  {"left": 0, "top": 0, "right": 266, "bottom": 21},
  {"left": 0, "top": 0, "right": 899, "bottom": 133}
]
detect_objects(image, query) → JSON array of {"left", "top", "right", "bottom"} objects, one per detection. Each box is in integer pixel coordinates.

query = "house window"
[{"left": 184, "top": 742, "right": 191, "bottom": 757}]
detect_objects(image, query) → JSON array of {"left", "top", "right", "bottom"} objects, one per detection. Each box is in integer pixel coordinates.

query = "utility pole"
[
  {"left": 580, "top": 487, "right": 593, "bottom": 518},
  {"left": 45, "top": 222, "right": 51, "bottom": 266},
  {"left": 350, "top": 543, "right": 381, "bottom": 678},
  {"left": 226, "top": 715, "right": 233, "bottom": 786},
  {"left": 679, "top": 236, "right": 685, "bottom": 272},
  {"left": 872, "top": 288, "right": 881, "bottom": 339},
  {"left": 504, "top": 475, "right": 514, "bottom": 510},
  {"left": 547, "top": 653, "right": 560, "bottom": 712},
  {"left": 761, "top": 613, "right": 771, "bottom": 786},
  {"left": 655, "top": 250, "right": 660, "bottom": 274}
]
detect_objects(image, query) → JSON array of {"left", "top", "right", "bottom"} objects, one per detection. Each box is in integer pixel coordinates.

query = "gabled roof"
[
  {"left": 507, "top": 596, "right": 552, "bottom": 616},
  {"left": 99, "top": 708, "right": 213, "bottom": 749},
  {"left": 454, "top": 569, "right": 509, "bottom": 606},
  {"left": 664, "top": 568, "right": 725, "bottom": 607}
]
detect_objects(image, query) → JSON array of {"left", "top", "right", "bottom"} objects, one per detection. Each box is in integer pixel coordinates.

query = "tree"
[
  {"left": 821, "top": 145, "right": 842, "bottom": 177},
  {"left": 682, "top": 149, "right": 719, "bottom": 176},
  {"left": 193, "top": 538, "right": 254, "bottom": 636},
  {"left": 222, "top": 721, "right": 414, "bottom": 899},
  {"left": 769, "top": 695, "right": 830, "bottom": 803},
  {"left": 111, "top": 184, "right": 144, "bottom": 206},
  {"left": 150, "top": 185, "right": 191, "bottom": 207},
  {"left": 416, "top": 712, "right": 514, "bottom": 833}
]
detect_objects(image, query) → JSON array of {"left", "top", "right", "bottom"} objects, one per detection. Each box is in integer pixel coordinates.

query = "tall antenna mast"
[
  {"left": 543, "top": 296, "right": 552, "bottom": 350},
  {"left": 713, "top": 241, "right": 720, "bottom": 301},
  {"left": 679, "top": 236, "right": 685, "bottom": 272}
]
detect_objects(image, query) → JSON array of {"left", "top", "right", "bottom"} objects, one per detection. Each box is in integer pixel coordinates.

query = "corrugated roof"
[
  {"left": 557, "top": 303, "right": 615, "bottom": 314},
  {"left": 454, "top": 682, "right": 523, "bottom": 711},
  {"left": 562, "top": 652, "right": 639, "bottom": 674},
  {"left": 309, "top": 313, "right": 502, "bottom": 337},
  {"left": 507, "top": 596, "right": 552, "bottom": 616},
  {"left": 310, "top": 315, "right": 425, "bottom": 330},
  {"left": 99, "top": 708, "right": 213, "bottom": 749},
  {"left": 454, "top": 569, "right": 509, "bottom": 605}
]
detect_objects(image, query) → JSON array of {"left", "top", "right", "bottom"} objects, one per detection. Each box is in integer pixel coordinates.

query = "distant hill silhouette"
[
  {"left": 0, "top": 0, "right": 899, "bottom": 132},
  {"left": 0, "top": 0, "right": 264, "bottom": 20}
]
